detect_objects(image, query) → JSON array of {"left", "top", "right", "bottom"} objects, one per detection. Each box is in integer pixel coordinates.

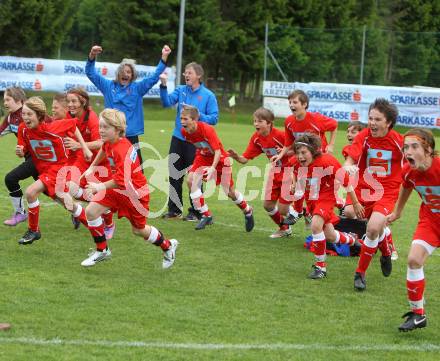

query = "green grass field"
[{"left": 1, "top": 102, "right": 440, "bottom": 360}]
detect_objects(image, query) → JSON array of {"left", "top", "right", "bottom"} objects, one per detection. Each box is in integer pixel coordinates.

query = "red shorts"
[
  {"left": 39, "top": 170, "right": 61, "bottom": 199},
  {"left": 190, "top": 156, "right": 234, "bottom": 187},
  {"left": 413, "top": 214, "right": 440, "bottom": 248},
  {"left": 92, "top": 188, "right": 150, "bottom": 229},
  {"left": 265, "top": 171, "right": 293, "bottom": 204},
  {"left": 346, "top": 187, "right": 398, "bottom": 218},
  {"left": 66, "top": 159, "right": 112, "bottom": 189},
  {"left": 308, "top": 200, "right": 339, "bottom": 225}
]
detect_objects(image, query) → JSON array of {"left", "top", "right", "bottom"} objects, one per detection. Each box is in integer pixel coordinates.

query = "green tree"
[{"left": 0, "top": 0, "right": 76, "bottom": 58}]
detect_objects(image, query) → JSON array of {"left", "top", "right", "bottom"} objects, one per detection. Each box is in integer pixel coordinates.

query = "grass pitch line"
[{"left": 0, "top": 337, "right": 439, "bottom": 352}]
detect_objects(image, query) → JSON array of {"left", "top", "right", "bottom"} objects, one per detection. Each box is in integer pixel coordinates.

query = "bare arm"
[{"left": 227, "top": 149, "right": 249, "bottom": 164}]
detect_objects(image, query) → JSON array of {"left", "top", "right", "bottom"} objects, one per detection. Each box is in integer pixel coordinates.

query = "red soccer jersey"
[
  {"left": 103, "top": 137, "right": 147, "bottom": 191},
  {"left": 181, "top": 122, "right": 228, "bottom": 161},
  {"left": 66, "top": 108, "right": 100, "bottom": 164},
  {"left": 19, "top": 118, "right": 77, "bottom": 174},
  {"left": 402, "top": 156, "right": 440, "bottom": 222},
  {"left": 284, "top": 112, "right": 337, "bottom": 151},
  {"left": 0, "top": 108, "right": 23, "bottom": 136},
  {"left": 342, "top": 144, "right": 351, "bottom": 159},
  {"left": 345, "top": 128, "right": 404, "bottom": 192},
  {"left": 293, "top": 153, "right": 347, "bottom": 205},
  {"left": 242, "top": 127, "right": 290, "bottom": 167}
]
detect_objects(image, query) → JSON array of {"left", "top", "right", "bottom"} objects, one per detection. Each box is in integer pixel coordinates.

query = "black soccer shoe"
[
  {"left": 195, "top": 215, "right": 214, "bottom": 230},
  {"left": 183, "top": 208, "right": 201, "bottom": 222},
  {"left": 282, "top": 212, "right": 303, "bottom": 226},
  {"left": 308, "top": 265, "right": 327, "bottom": 279},
  {"left": 398, "top": 312, "right": 427, "bottom": 332},
  {"left": 18, "top": 229, "right": 41, "bottom": 245},
  {"left": 244, "top": 208, "right": 254, "bottom": 232},
  {"left": 380, "top": 255, "right": 392, "bottom": 277},
  {"left": 354, "top": 272, "right": 366, "bottom": 291}
]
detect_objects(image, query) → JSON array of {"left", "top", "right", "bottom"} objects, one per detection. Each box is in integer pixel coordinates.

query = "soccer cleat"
[
  {"left": 18, "top": 229, "right": 41, "bottom": 245},
  {"left": 71, "top": 214, "right": 81, "bottom": 230},
  {"left": 195, "top": 215, "right": 214, "bottom": 230},
  {"left": 162, "top": 239, "right": 179, "bottom": 269},
  {"left": 380, "top": 255, "right": 392, "bottom": 277},
  {"left": 398, "top": 312, "right": 427, "bottom": 332},
  {"left": 354, "top": 272, "right": 366, "bottom": 291},
  {"left": 282, "top": 212, "right": 303, "bottom": 226},
  {"left": 183, "top": 208, "right": 201, "bottom": 222},
  {"left": 104, "top": 224, "right": 116, "bottom": 240},
  {"left": 308, "top": 265, "right": 327, "bottom": 279},
  {"left": 269, "top": 225, "right": 292, "bottom": 238},
  {"left": 244, "top": 207, "right": 254, "bottom": 232},
  {"left": 4, "top": 212, "right": 28, "bottom": 226},
  {"left": 161, "top": 211, "right": 183, "bottom": 220},
  {"left": 81, "top": 248, "right": 112, "bottom": 267}
]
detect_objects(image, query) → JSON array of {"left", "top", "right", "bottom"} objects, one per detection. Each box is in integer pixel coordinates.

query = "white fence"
[
  {"left": 0, "top": 56, "right": 176, "bottom": 97},
  {"left": 263, "top": 81, "right": 440, "bottom": 129}
]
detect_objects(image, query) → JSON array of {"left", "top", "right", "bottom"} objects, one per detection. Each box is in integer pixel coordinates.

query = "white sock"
[{"left": 11, "top": 196, "right": 25, "bottom": 214}]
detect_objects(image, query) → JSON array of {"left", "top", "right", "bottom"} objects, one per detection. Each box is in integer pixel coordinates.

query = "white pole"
[
  {"left": 360, "top": 25, "right": 366, "bottom": 84},
  {"left": 264, "top": 23, "right": 268, "bottom": 82},
  {"left": 176, "top": 0, "right": 186, "bottom": 86}
]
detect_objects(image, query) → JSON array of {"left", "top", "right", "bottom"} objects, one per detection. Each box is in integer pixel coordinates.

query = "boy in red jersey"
[
  {"left": 15, "top": 97, "right": 92, "bottom": 245},
  {"left": 387, "top": 128, "right": 439, "bottom": 332},
  {"left": 80, "top": 109, "right": 178, "bottom": 268},
  {"left": 343, "top": 98, "right": 404, "bottom": 291},
  {"left": 291, "top": 133, "right": 363, "bottom": 279},
  {"left": 273, "top": 89, "right": 338, "bottom": 225},
  {"left": 63, "top": 88, "right": 115, "bottom": 238},
  {"left": 228, "top": 107, "right": 293, "bottom": 238},
  {"left": 181, "top": 105, "right": 254, "bottom": 231},
  {"left": 2, "top": 87, "right": 31, "bottom": 226}
]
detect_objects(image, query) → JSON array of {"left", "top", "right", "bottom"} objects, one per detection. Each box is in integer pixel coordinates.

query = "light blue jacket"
[
  {"left": 86, "top": 59, "right": 167, "bottom": 137},
  {"left": 160, "top": 83, "right": 219, "bottom": 140}
]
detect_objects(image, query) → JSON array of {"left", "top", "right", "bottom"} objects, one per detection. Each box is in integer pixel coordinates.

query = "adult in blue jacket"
[
  {"left": 159, "top": 63, "right": 219, "bottom": 220},
  {"left": 86, "top": 44, "right": 171, "bottom": 165}
]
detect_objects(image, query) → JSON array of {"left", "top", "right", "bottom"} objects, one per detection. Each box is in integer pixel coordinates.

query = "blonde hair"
[
  {"left": 53, "top": 92, "right": 67, "bottom": 106},
  {"left": 100, "top": 108, "right": 126, "bottom": 136},
  {"left": 181, "top": 105, "right": 199, "bottom": 120},
  {"left": 5, "top": 86, "right": 26, "bottom": 103},
  {"left": 24, "top": 96, "right": 47, "bottom": 121}
]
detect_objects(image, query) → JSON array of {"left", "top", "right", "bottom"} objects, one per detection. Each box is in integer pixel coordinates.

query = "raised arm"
[
  {"left": 138, "top": 45, "right": 171, "bottom": 96},
  {"left": 85, "top": 45, "right": 112, "bottom": 93}
]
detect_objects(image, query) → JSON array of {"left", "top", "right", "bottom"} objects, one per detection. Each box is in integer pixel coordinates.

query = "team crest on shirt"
[
  {"left": 130, "top": 148, "right": 138, "bottom": 163},
  {"left": 415, "top": 186, "right": 440, "bottom": 213},
  {"left": 261, "top": 147, "right": 281, "bottom": 167},
  {"left": 30, "top": 139, "right": 57, "bottom": 162},
  {"left": 194, "top": 141, "right": 214, "bottom": 155},
  {"left": 366, "top": 149, "right": 392, "bottom": 176}
]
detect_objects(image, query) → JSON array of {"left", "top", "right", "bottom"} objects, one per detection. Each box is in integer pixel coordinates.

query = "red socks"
[{"left": 28, "top": 200, "right": 40, "bottom": 232}]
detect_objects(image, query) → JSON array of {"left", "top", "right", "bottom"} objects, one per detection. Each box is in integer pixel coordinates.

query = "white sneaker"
[
  {"left": 162, "top": 239, "right": 179, "bottom": 269},
  {"left": 269, "top": 226, "right": 292, "bottom": 238},
  {"left": 81, "top": 248, "right": 112, "bottom": 267}
]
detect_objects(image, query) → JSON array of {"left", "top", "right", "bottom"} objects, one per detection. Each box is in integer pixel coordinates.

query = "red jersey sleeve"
[
  {"left": 284, "top": 116, "right": 295, "bottom": 147},
  {"left": 202, "top": 124, "right": 222, "bottom": 151},
  {"left": 17, "top": 123, "right": 27, "bottom": 149},
  {"left": 345, "top": 128, "right": 368, "bottom": 163},
  {"left": 242, "top": 133, "right": 262, "bottom": 160},
  {"left": 0, "top": 116, "right": 8, "bottom": 134},
  {"left": 45, "top": 118, "right": 77, "bottom": 136},
  {"left": 314, "top": 113, "right": 337, "bottom": 132}
]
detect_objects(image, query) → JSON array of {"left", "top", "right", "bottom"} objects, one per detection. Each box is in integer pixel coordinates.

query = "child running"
[
  {"left": 291, "top": 133, "right": 363, "bottom": 279},
  {"left": 343, "top": 98, "right": 404, "bottom": 291},
  {"left": 80, "top": 109, "right": 178, "bottom": 268},
  {"left": 15, "top": 97, "right": 92, "bottom": 244},
  {"left": 228, "top": 107, "right": 293, "bottom": 238},
  {"left": 180, "top": 105, "right": 254, "bottom": 232},
  {"left": 387, "top": 128, "right": 439, "bottom": 332}
]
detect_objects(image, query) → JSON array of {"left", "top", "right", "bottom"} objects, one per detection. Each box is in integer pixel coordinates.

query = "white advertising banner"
[
  {"left": 263, "top": 81, "right": 440, "bottom": 129},
  {"left": 0, "top": 56, "right": 176, "bottom": 97}
]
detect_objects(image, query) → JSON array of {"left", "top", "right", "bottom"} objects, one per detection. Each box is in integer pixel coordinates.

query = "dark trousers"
[
  {"left": 126, "top": 135, "right": 144, "bottom": 173},
  {"left": 167, "top": 136, "right": 198, "bottom": 214},
  {"left": 5, "top": 156, "right": 39, "bottom": 197}
]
